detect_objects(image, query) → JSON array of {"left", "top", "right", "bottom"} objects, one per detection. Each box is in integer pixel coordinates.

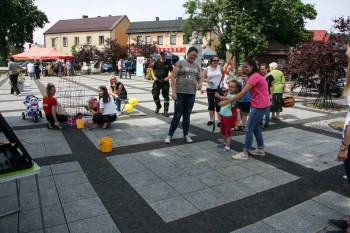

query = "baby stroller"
[{"left": 22, "top": 95, "right": 43, "bottom": 123}]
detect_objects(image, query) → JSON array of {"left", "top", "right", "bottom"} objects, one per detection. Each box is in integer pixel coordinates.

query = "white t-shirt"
[
  {"left": 27, "top": 63, "right": 34, "bottom": 73},
  {"left": 99, "top": 95, "right": 117, "bottom": 115},
  {"left": 207, "top": 65, "right": 222, "bottom": 89}
]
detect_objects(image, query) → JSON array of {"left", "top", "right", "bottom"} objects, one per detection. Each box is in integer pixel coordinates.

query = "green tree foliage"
[
  {"left": 181, "top": 0, "right": 225, "bottom": 44},
  {"left": 101, "top": 38, "right": 128, "bottom": 71},
  {"left": 0, "top": 0, "right": 48, "bottom": 63},
  {"left": 182, "top": 0, "right": 317, "bottom": 57},
  {"left": 129, "top": 37, "right": 158, "bottom": 57},
  {"left": 75, "top": 45, "right": 102, "bottom": 65}
]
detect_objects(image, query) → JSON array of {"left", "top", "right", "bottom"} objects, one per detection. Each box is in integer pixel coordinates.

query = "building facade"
[
  {"left": 126, "top": 17, "right": 217, "bottom": 58},
  {"left": 44, "top": 15, "right": 130, "bottom": 55}
]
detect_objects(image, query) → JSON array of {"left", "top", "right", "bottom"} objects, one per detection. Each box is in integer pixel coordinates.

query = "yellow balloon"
[
  {"left": 129, "top": 98, "right": 138, "bottom": 107},
  {"left": 124, "top": 104, "right": 134, "bottom": 113}
]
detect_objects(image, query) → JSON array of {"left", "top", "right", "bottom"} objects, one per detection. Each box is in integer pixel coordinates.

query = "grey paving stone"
[
  {"left": 260, "top": 169, "right": 299, "bottom": 185},
  {"left": 202, "top": 157, "right": 237, "bottom": 170},
  {"left": 231, "top": 221, "right": 280, "bottom": 233},
  {"left": 20, "top": 188, "right": 60, "bottom": 210},
  {"left": 107, "top": 154, "right": 148, "bottom": 175},
  {"left": 194, "top": 170, "right": 233, "bottom": 186},
  {"left": 237, "top": 175, "right": 279, "bottom": 193},
  {"left": 135, "top": 182, "right": 179, "bottom": 203},
  {"left": 53, "top": 171, "right": 89, "bottom": 187},
  {"left": 162, "top": 153, "right": 197, "bottom": 165},
  {"left": 61, "top": 197, "right": 108, "bottom": 222},
  {"left": 19, "top": 204, "right": 65, "bottom": 232},
  {"left": 50, "top": 162, "right": 82, "bottom": 175},
  {"left": 0, "top": 195, "right": 17, "bottom": 216},
  {"left": 183, "top": 188, "right": 230, "bottom": 211},
  {"left": 0, "top": 180, "right": 16, "bottom": 197},
  {"left": 57, "top": 183, "right": 97, "bottom": 203},
  {"left": 151, "top": 165, "right": 189, "bottom": 180},
  {"left": 123, "top": 170, "right": 162, "bottom": 188},
  {"left": 142, "top": 157, "right": 174, "bottom": 170},
  {"left": 313, "top": 191, "right": 350, "bottom": 215},
  {"left": 0, "top": 213, "right": 18, "bottom": 233},
  {"left": 20, "top": 176, "right": 56, "bottom": 193},
  {"left": 166, "top": 176, "right": 207, "bottom": 194},
  {"left": 218, "top": 165, "right": 255, "bottom": 180},
  {"left": 175, "top": 143, "right": 204, "bottom": 153},
  {"left": 211, "top": 181, "right": 256, "bottom": 202},
  {"left": 239, "top": 160, "right": 276, "bottom": 173},
  {"left": 176, "top": 162, "right": 213, "bottom": 176},
  {"left": 263, "top": 208, "right": 324, "bottom": 233},
  {"left": 68, "top": 214, "right": 120, "bottom": 233},
  {"left": 150, "top": 196, "right": 200, "bottom": 222},
  {"left": 287, "top": 200, "right": 344, "bottom": 228}
]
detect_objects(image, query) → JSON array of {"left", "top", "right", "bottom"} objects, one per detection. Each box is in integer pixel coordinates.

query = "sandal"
[{"left": 233, "top": 125, "right": 243, "bottom": 131}]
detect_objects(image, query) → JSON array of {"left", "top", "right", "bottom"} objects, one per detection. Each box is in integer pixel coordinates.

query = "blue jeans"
[
  {"left": 243, "top": 107, "right": 269, "bottom": 151},
  {"left": 114, "top": 94, "right": 127, "bottom": 111},
  {"left": 168, "top": 93, "right": 196, "bottom": 137},
  {"left": 264, "top": 106, "right": 270, "bottom": 125},
  {"left": 344, "top": 126, "right": 350, "bottom": 186}
]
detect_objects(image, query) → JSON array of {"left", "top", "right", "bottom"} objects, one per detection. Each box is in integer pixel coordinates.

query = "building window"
[
  {"left": 51, "top": 38, "right": 57, "bottom": 47},
  {"left": 145, "top": 36, "right": 151, "bottom": 45},
  {"left": 63, "top": 37, "right": 68, "bottom": 47},
  {"left": 157, "top": 36, "right": 163, "bottom": 45},
  {"left": 74, "top": 37, "right": 79, "bottom": 46},
  {"left": 87, "top": 36, "right": 92, "bottom": 45},
  {"left": 99, "top": 36, "right": 104, "bottom": 45},
  {"left": 170, "top": 35, "right": 176, "bottom": 45},
  {"left": 136, "top": 36, "right": 143, "bottom": 45},
  {"left": 183, "top": 35, "right": 189, "bottom": 44}
]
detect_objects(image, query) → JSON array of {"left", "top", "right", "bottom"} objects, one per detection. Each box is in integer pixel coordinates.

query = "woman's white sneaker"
[
  {"left": 184, "top": 135, "right": 193, "bottom": 143},
  {"left": 164, "top": 135, "right": 172, "bottom": 144},
  {"left": 232, "top": 152, "right": 249, "bottom": 160}
]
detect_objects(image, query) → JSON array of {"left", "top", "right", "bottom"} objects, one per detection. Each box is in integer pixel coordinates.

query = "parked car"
[
  {"left": 316, "top": 76, "right": 345, "bottom": 98},
  {"left": 102, "top": 63, "right": 113, "bottom": 73}
]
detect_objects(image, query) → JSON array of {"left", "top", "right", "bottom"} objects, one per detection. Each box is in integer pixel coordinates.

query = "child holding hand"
[{"left": 215, "top": 80, "right": 241, "bottom": 153}]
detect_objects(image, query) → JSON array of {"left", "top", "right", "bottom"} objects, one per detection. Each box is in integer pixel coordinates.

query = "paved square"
[{"left": 108, "top": 141, "right": 299, "bottom": 222}]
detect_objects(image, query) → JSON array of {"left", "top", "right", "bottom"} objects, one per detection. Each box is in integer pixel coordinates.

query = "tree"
[
  {"left": 129, "top": 37, "right": 159, "bottom": 57},
  {"left": 182, "top": 0, "right": 317, "bottom": 59},
  {"left": 0, "top": 0, "right": 48, "bottom": 63},
  {"left": 285, "top": 34, "right": 348, "bottom": 107},
  {"left": 70, "top": 45, "right": 77, "bottom": 57},
  {"left": 102, "top": 38, "right": 128, "bottom": 72},
  {"left": 333, "top": 16, "right": 350, "bottom": 34},
  {"left": 75, "top": 45, "right": 102, "bottom": 65}
]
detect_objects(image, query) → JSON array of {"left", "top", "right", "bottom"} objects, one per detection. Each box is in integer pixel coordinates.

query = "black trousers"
[
  {"left": 152, "top": 81, "right": 170, "bottom": 110},
  {"left": 46, "top": 113, "right": 68, "bottom": 125},
  {"left": 9, "top": 74, "right": 20, "bottom": 95},
  {"left": 93, "top": 114, "right": 117, "bottom": 125}
]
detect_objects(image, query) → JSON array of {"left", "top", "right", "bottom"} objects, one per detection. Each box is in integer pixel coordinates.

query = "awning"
[{"left": 11, "top": 47, "right": 74, "bottom": 60}]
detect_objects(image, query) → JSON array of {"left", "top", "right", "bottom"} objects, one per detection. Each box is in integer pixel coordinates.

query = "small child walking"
[{"left": 215, "top": 80, "right": 241, "bottom": 153}]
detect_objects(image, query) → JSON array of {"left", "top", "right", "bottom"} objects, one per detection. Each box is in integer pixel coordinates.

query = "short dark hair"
[
  {"left": 187, "top": 46, "right": 198, "bottom": 55},
  {"left": 209, "top": 56, "right": 219, "bottom": 64},
  {"left": 9, "top": 57, "right": 14, "bottom": 62},
  {"left": 244, "top": 57, "right": 258, "bottom": 74}
]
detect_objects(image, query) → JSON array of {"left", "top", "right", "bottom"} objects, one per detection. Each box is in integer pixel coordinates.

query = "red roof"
[
  {"left": 44, "top": 15, "right": 127, "bottom": 34},
  {"left": 11, "top": 47, "right": 74, "bottom": 60},
  {"left": 309, "top": 30, "right": 328, "bottom": 41}
]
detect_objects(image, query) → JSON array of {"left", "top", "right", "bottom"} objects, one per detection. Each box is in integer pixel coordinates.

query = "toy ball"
[
  {"left": 128, "top": 98, "right": 138, "bottom": 107},
  {"left": 124, "top": 104, "right": 134, "bottom": 113}
]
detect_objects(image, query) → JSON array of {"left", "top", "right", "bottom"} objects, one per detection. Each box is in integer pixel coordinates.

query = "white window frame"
[
  {"left": 99, "top": 36, "right": 104, "bottom": 45},
  {"left": 87, "top": 36, "right": 92, "bottom": 45},
  {"left": 157, "top": 36, "right": 163, "bottom": 45},
  {"left": 170, "top": 35, "right": 176, "bottom": 45},
  {"left": 63, "top": 37, "right": 68, "bottom": 47}
]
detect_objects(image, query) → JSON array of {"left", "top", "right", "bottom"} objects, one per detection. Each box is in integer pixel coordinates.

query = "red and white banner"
[{"left": 158, "top": 47, "right": 185, "bottom": 53}]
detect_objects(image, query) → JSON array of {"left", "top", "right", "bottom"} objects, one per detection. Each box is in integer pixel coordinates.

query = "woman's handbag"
[{"left": 282, "top": 95, "right": 295, "bottom": 107}]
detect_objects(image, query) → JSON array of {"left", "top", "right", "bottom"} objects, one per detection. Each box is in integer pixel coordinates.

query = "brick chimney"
[
  {"left": 156, "top": 17, "right": 159, "bottom": 21},
  {"left": 82, "top": 15, "right": 88, "bottom": 18}
]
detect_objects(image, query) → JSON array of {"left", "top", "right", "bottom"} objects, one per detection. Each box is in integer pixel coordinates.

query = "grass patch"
[{"left": 328, "top": 121, "right": 344, "bottom": 131}]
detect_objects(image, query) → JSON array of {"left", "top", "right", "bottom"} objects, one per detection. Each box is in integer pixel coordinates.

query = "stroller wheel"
[
  {"left": 22, "top": 112, "right": 26, "bottom": 120},
  {"left": 34, "top": 115, "right": 38, "bottom": 123}
]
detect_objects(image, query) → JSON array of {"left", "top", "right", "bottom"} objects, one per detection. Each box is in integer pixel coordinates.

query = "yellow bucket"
[
  {"left": 76, "top": 119, "right": 84, "bottom": 129},
  {"left": 99, "top": 137, "right": 113, "bottom": 153}
]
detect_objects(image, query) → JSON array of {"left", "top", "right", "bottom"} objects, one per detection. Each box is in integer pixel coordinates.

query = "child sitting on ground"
[
  {"left": 215, "top": 80, "right": 241, "bottom": 153},
  {"left": 84, "top": 96, "right": 100, "bottom": 129}
]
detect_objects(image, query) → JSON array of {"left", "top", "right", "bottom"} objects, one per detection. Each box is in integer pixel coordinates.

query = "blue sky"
[{"left": 32, "top": 0, "right": 349, "bottom": 46}]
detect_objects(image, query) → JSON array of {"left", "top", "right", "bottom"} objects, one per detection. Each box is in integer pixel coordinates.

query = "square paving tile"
[
  {"left": 134, "top": 182, "right": 179, "bottom": 203},
  {"left": 183, "top": 188, "right": 230, "bottom": 211},
  {"left": 68, "top": 214, "right": 120, "bottom": 233}
]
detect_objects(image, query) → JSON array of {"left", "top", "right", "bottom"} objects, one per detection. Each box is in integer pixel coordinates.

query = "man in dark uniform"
[{"left": 151, "top": 51, "right": 173, "bottom": 117}]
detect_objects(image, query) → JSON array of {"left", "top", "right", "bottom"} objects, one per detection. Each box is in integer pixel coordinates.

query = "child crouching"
[{"left": 215, "top": 80, "right": 241, "bottom": 153}]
